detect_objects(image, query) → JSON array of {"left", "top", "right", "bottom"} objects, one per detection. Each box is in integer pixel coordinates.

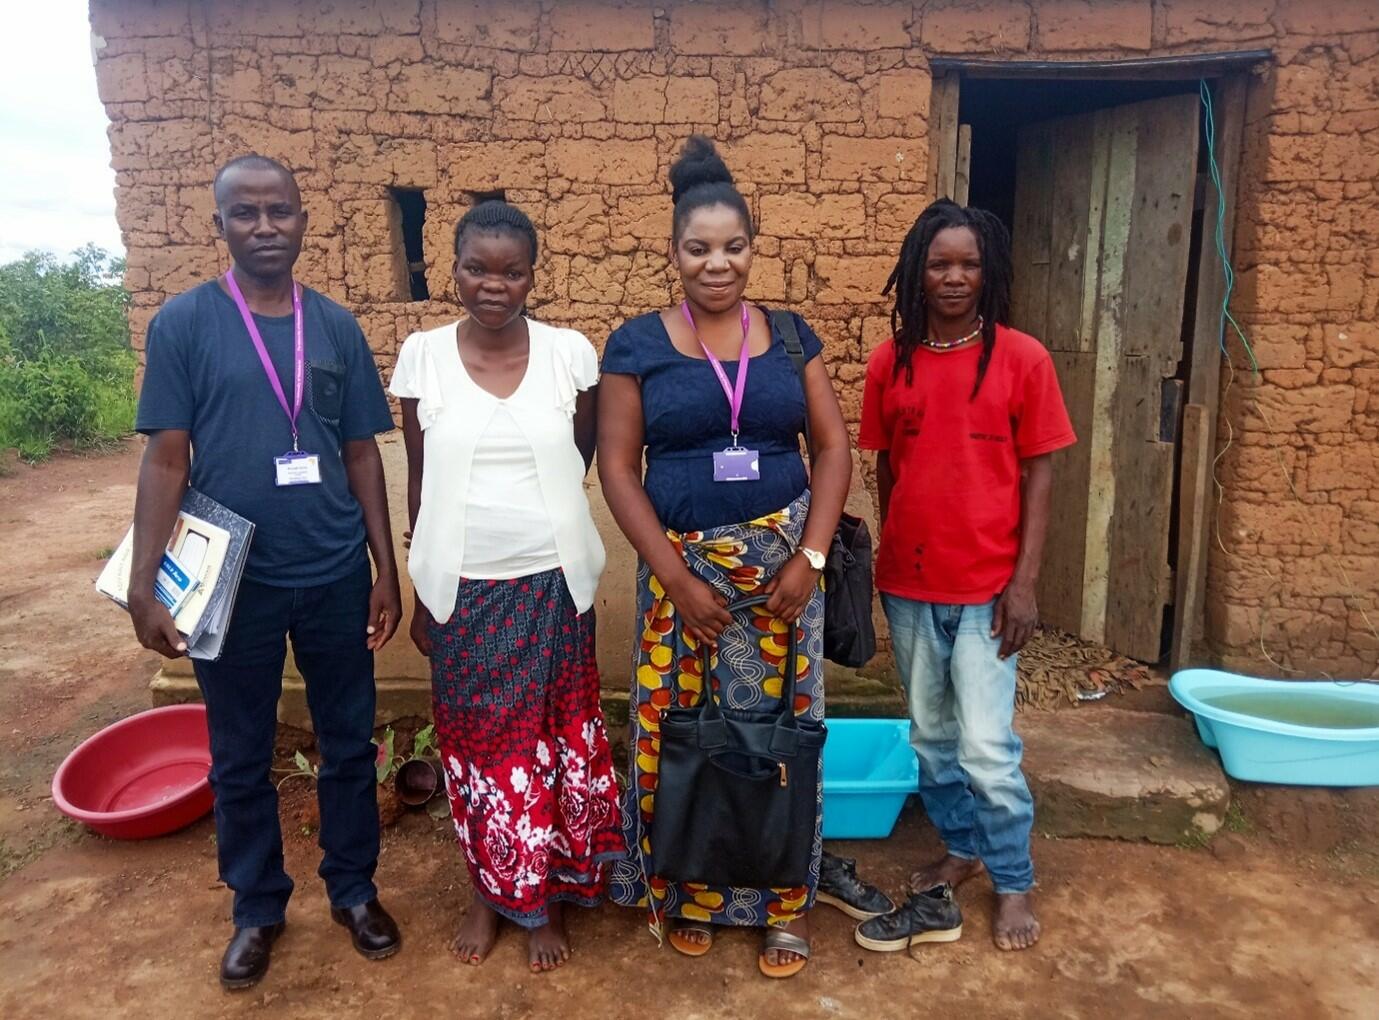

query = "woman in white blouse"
[{"left": 389, "top": 201, "right": 624, "bottom": 973}]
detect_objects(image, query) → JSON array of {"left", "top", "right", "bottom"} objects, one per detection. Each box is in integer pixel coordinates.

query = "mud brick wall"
[{"left": 90, "top": 0, "right": 1379, "bottom": 677}]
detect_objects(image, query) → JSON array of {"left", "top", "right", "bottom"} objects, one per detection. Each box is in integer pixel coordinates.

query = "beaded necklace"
[{"left": 921, "top": 316, "right": 983, "bottom": 350}]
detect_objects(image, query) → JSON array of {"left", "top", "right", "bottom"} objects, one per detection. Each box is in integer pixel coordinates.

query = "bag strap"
[
  {"left": 770, "top": 309, "right": 813, "bottom": 460},
  {"left": 695, "top": 593, "right": 799, "bottom": 724}
]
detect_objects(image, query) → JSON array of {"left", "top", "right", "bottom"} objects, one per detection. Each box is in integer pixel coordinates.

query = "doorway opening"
[
  {"left": 928, "top": 62, "right": 1257, "bottom": 667},
  {"left": 962, "top": 77, "right": 1201, "bottom": 230}
]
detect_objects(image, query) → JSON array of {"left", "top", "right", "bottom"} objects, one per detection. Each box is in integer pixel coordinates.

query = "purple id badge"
[{"left": 712, "top": 446, "right": 760, "bottom": 482}]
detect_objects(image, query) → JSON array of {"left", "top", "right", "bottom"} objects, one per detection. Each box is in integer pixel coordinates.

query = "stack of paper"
[{"left": 96, "top": 489, "right": 255, "bottom": 661}]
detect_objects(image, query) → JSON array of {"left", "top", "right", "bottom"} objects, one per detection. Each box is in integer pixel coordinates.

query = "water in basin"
[{"left": 1198, "top": 688, "right": 1379, "bottom": 730}]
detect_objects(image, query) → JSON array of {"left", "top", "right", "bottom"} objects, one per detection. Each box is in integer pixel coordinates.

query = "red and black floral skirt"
[{"left": 429, "top": 569, "right": 625, "bottom": 928}]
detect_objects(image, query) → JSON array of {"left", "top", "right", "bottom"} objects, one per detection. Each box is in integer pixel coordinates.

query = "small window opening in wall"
[
  {"left": 390, "top": 187, "right": 429, "bottom": 302},
  {"left": 467, "top": 188, "right": 507, "bottom": 205}
]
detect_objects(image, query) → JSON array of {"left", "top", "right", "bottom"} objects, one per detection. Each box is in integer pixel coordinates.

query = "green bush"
[{"left": 0, "top": 246, "right": 135, "bottom": 460}]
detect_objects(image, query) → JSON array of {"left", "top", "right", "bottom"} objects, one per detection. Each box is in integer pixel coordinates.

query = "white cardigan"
[{"left": 388, "top": 318, "right": 606, "bottom": 623}]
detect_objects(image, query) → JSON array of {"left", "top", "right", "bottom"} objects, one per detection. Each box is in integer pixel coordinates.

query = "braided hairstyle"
[
  {"left": 882, "top": 198, "right": 1013, "bottom": 398},
  {"left": 668, "top": 135, "right": 754, "bottom": 242},
  {"left": 453, "top": 198, "right": 539, "bottom": 265}
]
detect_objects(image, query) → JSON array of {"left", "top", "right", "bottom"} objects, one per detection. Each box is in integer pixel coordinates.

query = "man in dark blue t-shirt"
[{"left": 129, "top": 155, "right": 403, "bottom": 990}]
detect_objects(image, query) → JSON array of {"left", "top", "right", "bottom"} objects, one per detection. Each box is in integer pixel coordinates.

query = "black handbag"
[
  {"left": 648, "top": 595, "right": 827, "bottom": 888},
  {"left": 772, "top": 309, "right": 878, "bottom": 669}
]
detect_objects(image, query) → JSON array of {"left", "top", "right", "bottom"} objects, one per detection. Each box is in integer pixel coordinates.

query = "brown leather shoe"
[
  {"left": 220, "top": 921, "right": 285, "bottom": 990},
  {"left": 330, "top": 898, "right": 401, "bottom": 960}
]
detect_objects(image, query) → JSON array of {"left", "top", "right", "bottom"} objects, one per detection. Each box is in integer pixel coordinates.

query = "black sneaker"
[
  {"left": 854, "top": 884, "right": 963, "bottom": 952},
  {"left": 816, "top": 851, "right": 896, "bottom": 921}
]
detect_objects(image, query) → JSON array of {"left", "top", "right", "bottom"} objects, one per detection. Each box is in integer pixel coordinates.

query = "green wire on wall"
[{"left": 1200, "top": 78, "right": 1260, "bottom": 376}]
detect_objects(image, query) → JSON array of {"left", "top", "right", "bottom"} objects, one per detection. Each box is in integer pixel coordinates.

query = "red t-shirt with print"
[{"left": 858, "top": 324, "right": 1076, "bottom": 604}]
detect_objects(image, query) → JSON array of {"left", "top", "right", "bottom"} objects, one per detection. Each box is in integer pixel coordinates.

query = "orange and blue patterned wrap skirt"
[{"left": 608, "top": 492, "right": 824, "bottom": 937}]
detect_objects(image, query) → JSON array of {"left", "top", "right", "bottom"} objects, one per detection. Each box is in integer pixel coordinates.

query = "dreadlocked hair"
[
  {"left": 453, "top": 198, "right": 539, "bottom": 266},
  {"left": 668, "top": 135, "right": 754, "bottom": 242},
  {"left": 882, "top": 198, "right": 1013, "bottom": 398}
]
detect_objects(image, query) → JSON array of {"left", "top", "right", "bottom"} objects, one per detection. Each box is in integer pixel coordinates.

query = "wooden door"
[{"left": 1010, "top": 94, "right": 1200, "bottom": 661}]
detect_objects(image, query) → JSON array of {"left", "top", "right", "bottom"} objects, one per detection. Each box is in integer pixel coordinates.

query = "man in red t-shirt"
[{"left": 853, "top": 200, "right": 1075, "bottom": 955}]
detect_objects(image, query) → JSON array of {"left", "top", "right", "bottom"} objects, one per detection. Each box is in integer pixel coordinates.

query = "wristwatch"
[{"left": 799, "top": 546, "right": 826, "bottom": 571}]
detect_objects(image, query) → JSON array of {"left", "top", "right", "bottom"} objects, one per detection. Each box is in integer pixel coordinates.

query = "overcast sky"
[{"left": 0, "top": 2, "right": 122, "bottom": 265}]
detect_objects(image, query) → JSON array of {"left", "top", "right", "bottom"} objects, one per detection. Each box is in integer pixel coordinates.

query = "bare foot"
[
  {"left": 450, "top": 899, "right": 499, "bottom": 965},
  {"left": 910, "top": 853, "right": 985, "bottom": 893},
  {"left": 763, "top": 912, "right": 810, "bottom": 968},
  {"left": 993, "top": 891, "right": 1041, "bottom": 951},
  {"left": 528, "top": 901, "right": 571, "bottom": 972}
]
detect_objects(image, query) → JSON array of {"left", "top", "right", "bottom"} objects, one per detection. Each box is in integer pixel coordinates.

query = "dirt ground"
[{"left": 2, "top": 442, "right": 1378, "bottom": 1020}]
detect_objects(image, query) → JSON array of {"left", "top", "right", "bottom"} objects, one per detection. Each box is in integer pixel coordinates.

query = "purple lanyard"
[
  {"left": 225, "top": 270, "right": 305, "bottom": 451},
  {"left": 681, "top": 301, "right": 752, "bottom": 443}
]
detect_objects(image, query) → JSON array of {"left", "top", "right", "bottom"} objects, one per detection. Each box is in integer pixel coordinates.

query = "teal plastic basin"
[
  {"left": 821, "top": 718, "right": 918, "bottom": 839},
  {"left": 1170, "top": 669, "right": 1379, "bottom": 786}
]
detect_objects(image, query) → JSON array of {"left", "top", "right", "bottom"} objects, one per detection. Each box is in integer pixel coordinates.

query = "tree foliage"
[{"left": 0, "top": 245, "right": 136, "bottom": 460}]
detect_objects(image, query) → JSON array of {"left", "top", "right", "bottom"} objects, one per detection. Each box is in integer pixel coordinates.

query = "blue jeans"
[
  {"left": 193, "top": 561, "right": 380, "bottom": 927},
  {"left": 882, "top": 594, "right": 1035, "bottom": 894}
]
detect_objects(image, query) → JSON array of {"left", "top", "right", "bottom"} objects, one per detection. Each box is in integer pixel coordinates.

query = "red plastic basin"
[{"left": 52, "top": 704, "right": 214, "bottom": 839}]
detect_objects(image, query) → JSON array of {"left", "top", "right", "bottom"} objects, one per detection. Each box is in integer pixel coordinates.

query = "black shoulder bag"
[
  {"left": 648, "top": 595, "right": 826, "bottom": 887},
  {"left": 771, "top": 309, "right": 878, "bottom": 669}
]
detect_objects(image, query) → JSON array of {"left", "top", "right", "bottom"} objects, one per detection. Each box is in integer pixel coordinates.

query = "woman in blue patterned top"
[{"left": 598, "top": 136, "right": 853, "bottom": 979}]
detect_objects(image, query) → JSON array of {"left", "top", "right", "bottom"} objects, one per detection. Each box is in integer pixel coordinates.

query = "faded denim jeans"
[{"left": 882, "top": 594, "right": 1035, "bottom": 894}]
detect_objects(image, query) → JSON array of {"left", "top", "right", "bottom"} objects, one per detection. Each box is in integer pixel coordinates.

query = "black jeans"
[{"left": 193, "top": 560, "right": 379, "bottom": 928}]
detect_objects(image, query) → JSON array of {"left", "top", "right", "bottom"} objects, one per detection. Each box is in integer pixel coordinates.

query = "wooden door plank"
[
  {"left": 955, "top": 124, "right": 972, "bottom": 206},
  {"left": 1120, "top": 95, "right": 1201, "bottom": 361},
  {"left": 928, "top": 74, "right": 961, "bottom": 199},
  {"left": 1103, "top": 93, "right": 1201, "bottom": 660},
  {"left": 1039, "top": 351, "right": 1098, "bottom": 636},
  {"left": 1171, "top": 403, "right": 1211, "bottom": 671},
  {"left": 1104, "top": 356, "right": 1179, "bottom": 658},
  {"left": 938, "top": 80, "right": 959, "bottom": 198},
  {"left": 926, "top": 73, "right": 947, "bottom": 198},
  {"left": 1082, "top": 107, "right": 1134, "bottom": 645},
  {"left": 1048, "top": 114, "right": 1104, "bottom": 353},
  {"left": 1073, "top": 111, "right": 1114, "bottom": 357},
  {"left": 1011, "top": 120, "right": 1055, "bottom": 340},
  {"left": 1173, "top": 74, "right": 1248, "bottom": 668}
]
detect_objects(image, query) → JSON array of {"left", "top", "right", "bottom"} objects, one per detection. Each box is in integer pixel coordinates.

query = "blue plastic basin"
[
  {"left": 822, "top": 718, "right": 918, "bottom": 839},
  {"left": 1170, "top": 669, "right": 1379, "bottom": 786}
]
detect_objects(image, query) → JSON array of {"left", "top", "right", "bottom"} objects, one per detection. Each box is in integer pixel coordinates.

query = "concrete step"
[
  {"left": 1018, "top": 704, "right": 1231, "bottom": 845},
  {"left": 151, "top": 669, "right": 908, "bottom": 731},
  {"left": 151, "top": 671, "right": 432, "bottom": 730}
]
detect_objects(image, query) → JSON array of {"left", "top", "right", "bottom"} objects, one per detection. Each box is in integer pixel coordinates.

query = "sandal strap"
[
  {"left": 761, "top": 929, "right": 811, "bottom": 958},
  {"left": 672, "top": 922, "right": 714, "bottom": 939}
]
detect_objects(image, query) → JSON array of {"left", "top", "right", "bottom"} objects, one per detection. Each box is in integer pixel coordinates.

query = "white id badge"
[
  {"left": 274, "top": 451, "right": 322, "bottom": 486},
  {"left": 712, "top": 446, "right": 760, "bottom": 482}
]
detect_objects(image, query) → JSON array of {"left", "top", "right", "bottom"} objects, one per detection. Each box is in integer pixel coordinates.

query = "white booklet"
[
  {"left": 96, "top": 489, "right": 254, "bottom": 661},
  {"left": 151, "top": 546, "right": 201, "bottom": 618}
]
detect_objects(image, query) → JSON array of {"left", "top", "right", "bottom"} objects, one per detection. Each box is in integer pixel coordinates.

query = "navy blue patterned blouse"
[{"left": 600, "top": 308, "right": 824, "bottom": 533}]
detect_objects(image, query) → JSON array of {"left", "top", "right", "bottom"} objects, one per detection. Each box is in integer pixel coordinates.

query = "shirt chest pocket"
[{"left": 308, "top": 359, "right": 345, "bottom": 425}]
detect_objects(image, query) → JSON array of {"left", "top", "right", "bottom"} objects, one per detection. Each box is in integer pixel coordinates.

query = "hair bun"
[{"left": 669, "top": 135, "right": 734, "bottom": 205}]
